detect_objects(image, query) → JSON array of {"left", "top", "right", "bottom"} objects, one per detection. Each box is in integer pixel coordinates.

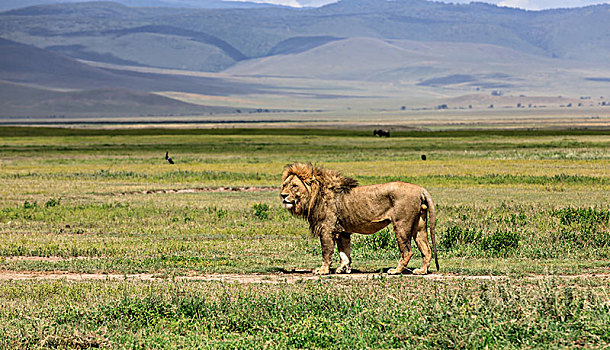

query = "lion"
[{"left": 280, "top": 162, "right": 438, "bottom": 275}]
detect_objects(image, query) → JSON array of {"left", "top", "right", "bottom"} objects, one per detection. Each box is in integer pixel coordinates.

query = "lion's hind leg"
[
  {"left": 387, "top": 219, "right": 415, "bottom": 275},
  {"left": 412, "top": 210, "right": 432, "bottom": 275}
]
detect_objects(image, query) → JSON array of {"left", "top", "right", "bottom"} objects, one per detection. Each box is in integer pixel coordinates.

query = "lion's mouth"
[{"left": 282, "top": 199, "right": 294, "bottom": 209}]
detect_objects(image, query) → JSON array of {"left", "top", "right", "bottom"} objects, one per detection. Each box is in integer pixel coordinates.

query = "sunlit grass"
[
  {"left": 1, "top": 278, "right": 609, "bottom": 349},
  {"left": 0, "top": 126, "right": 608, "bottom": 348}
]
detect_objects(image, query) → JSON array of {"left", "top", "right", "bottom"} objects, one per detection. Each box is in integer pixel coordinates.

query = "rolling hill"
[
  {"left": 2, "top": 0, "right": 610, "bottom": 70},
  {"left": 0, "top": 38, "right": 256, "bottom": 117},
  {"left": 0, "top": 38, "right": 265, "bottom": 94},
  {"left": 225, "top": 37, "right": 555, "bottom": 82},
  {"left": 224, "top": 36, "right": 591, "bottom": 97},
  {"left": 0, "top": 80, "right": 239, "bottom": 118},
  {"left": 0, "top": 0, "right": 609, "bottom": 119}
]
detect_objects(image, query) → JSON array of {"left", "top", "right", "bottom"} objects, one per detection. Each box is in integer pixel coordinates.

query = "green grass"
[
  {"left": 0, "top": 126, "right": 609, "bottom": 348},
  {"left": 1, "top": 278, "right": 608, "bottom": 349}
]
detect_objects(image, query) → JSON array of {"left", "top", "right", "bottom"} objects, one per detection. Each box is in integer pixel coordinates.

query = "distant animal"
[
  {"left": 421, "top": 154, "right": 427, "bottom": 161},
  {"left": 165, "top": 152, "right": 174, "bottom": 164},
  {"left": 280, "top": 162, "right": 438, "bottom": 275},
  {"left": 373, "top": 129, "right": 390, "bottom": 137}
]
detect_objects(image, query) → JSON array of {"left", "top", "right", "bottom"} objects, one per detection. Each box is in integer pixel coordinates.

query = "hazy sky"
[{"left": 240, "top": 0, "right": 610, "bottom": 10}]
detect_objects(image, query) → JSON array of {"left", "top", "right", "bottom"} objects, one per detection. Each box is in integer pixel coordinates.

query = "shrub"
[
  {"left": 440, "top": 225, "right": 481, "bottom": 250},
  {"left": 252, "top": 203, "right": 270, "bottom": 220},
  {"left": 216, "top": 208, "right": 228, "bottom": 219},
  {"left": 551, "top": 207, "right": 610, "bottom": 247},
  {"left": 353, "top": 227, "right": 394, "bottom": 252},
  {"left": 479, "top": 230, "right": 520, "bottom": 256},
  {"left": 45, "top": 198, "right": 61, "bottom": 208},
  {"left": 552, "top": 207, "right": 609, "bottom": 227},
  {"left": 23, "top": 200, "right": 37, "bottom": 209}
]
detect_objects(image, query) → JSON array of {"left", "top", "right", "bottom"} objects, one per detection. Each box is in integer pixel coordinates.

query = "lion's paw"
[
  {"left": 335, "top": 265, "right": 351, "bottom": 274},
  {"left": 387, "top": 268, "right": 403, "bottom": 275},
  {"left": 413, "top": 268, "right": 428, "bottom": 275},
  {"left": 314, "top": 267, "right": 330, "bottom": 275}
]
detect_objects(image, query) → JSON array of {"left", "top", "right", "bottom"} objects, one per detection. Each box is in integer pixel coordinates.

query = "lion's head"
[{"left": 280, "top": 162, "right": 358, "bottom": 217}]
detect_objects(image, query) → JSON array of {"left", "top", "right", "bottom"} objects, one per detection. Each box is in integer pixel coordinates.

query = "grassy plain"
[{"left": 0, "top": 126, "right": 609, "bottom": 348}]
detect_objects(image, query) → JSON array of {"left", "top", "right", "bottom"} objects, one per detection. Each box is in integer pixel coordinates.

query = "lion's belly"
[{"left": 343, "top": 219, "right": 391, "bottom": 235}]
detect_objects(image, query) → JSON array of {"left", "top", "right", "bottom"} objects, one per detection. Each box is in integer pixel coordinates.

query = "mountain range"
[
  {"left": 0, "top": 0, "right": 289, "bottom": 11},
  {"left": 0, "top": 0, "right": 609, "bottom": 119}
]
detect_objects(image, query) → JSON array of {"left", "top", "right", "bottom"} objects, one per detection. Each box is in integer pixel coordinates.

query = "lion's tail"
[{"left": 423, "top": 189, "right": 439, "bottom": 271}]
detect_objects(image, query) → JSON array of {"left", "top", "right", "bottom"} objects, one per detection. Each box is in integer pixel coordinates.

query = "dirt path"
[
  {"left": 3, "top": 258, "right": 609, "bottom": 283},
  {"left": 116, "top": 186, "right": 277, "bottom": 196},
  {"left": 1, "top": 270, "right": 609, "bottom": 284}
]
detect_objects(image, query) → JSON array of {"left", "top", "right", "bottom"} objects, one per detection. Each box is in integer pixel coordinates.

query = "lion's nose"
[{"left": 280, "top": 193, "right": 289, "bottom": 199}]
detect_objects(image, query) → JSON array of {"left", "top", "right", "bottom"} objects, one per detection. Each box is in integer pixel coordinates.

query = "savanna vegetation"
[{"left": 0, "top": 126, "right": 608, "bottom": 348}]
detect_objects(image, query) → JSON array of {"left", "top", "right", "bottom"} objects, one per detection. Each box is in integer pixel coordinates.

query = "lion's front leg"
[
  {"left": 314, "top": 231, "right": 335, "bottom": 275},
  {"left": 335, "top": 232, "right": 352, "bottom": 274}
]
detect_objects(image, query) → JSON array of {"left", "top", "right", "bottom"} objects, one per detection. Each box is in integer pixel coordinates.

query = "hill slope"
[
  {"left": 1, "top": 0, "right": 609, "bottom": 71},
  {"left": 1, "top": 0, "right": 609, "bottom": 118},
  {"left": 0, "top": 81, "right": 238, "bottom": 118},
  {"left": 0, "top": 38, "right": 265, "bottom": 95},
  {"left": 0, "top": 39, "right": 254, "bottom": 117},
  {"left": 226, "top": 37, "right": 557, "bottom": 85}
]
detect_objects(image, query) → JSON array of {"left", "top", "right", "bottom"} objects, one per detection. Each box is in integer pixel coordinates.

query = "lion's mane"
[{"left": 282, "top": 162, "right": 358, "bottom": 233}]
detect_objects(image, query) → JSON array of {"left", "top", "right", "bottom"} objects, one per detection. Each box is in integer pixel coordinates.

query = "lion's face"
[{"left": 280, "top": 175, "right": 309, "bottom": 213}]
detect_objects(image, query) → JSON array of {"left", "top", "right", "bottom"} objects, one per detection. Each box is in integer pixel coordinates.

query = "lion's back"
[{"left": 351, "top": 181, "right": 424, "bottom": 200}]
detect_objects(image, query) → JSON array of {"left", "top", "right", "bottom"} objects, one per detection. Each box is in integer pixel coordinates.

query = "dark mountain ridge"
[
  {"left": 0, "top": 0, "right": 282, "bottom": 12},
  {"left": 106, "top": 25, "right": 247, "bottom": 61}
]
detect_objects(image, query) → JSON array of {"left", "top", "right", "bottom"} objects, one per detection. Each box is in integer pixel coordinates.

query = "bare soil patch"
[
  {"left": 0, "top": 270, "right": 608, "bottom": 284},
  {"left": 4, "top": 256, "right": 98, "bottom": 262},
  {"left": 116, "top": 186, "right": 277, "bottom": 196}
]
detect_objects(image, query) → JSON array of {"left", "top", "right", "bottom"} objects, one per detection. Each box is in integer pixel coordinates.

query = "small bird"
[
  {"left": 165, "top": 151, "right": 174, "bottom": 164},
  {"left": 421, "top": 154, "right": 427, "bottom": 161}
]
